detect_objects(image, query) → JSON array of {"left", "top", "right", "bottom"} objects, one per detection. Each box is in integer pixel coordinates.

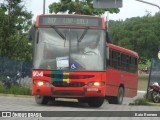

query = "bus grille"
[
  {"left": 44, "top": 74, "right": 94, "bottom": 79},
  {"left": 52, "top": 82, "right": 85, "bottom": 87}
]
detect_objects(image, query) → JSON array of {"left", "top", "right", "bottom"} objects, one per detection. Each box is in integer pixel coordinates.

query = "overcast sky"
[{"left": 26, "top": 0, "right": 160, "bottom": 21}]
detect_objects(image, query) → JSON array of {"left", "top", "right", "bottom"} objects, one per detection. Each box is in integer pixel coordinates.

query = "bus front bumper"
[{"left": 32, "top": 86, "right": 105, "bottom": 98}]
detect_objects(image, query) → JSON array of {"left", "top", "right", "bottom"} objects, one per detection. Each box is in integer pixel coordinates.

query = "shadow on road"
[
  {"left": 49, "top": 100, "right": 90, "bottom": 108},
  {"left": 32, "top": 99, "right": 94, "bottom": 109}
]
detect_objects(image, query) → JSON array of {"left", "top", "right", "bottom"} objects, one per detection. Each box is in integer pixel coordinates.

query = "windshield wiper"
[
  {"left": 50, "top": 25, "right": 66, "bottom": 40},
  {"left": 78, "top": 27, "right": 89, "bottom": 42}
]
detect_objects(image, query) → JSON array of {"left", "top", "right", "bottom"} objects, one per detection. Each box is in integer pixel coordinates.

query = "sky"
[{"left": 26, "top": 0, "right": 160, "bottom": 21}]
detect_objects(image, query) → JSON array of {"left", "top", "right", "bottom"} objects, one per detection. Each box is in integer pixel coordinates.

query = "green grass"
[
  {"left": 0, "top": 84, "right": 31, "bottom": 95},
  {"left": 130, "top": 93, "right": 160, "bottom": 106},
  {"left": 138, "top": 74, "right": 149, "bottom": 91},
  {"left": 129, "top": 98, "right": 151, "bottom": 106}
]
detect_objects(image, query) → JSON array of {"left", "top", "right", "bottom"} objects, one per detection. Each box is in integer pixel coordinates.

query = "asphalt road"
[{"left": 0, "top": 92, "right": 160, "bottom": 120}]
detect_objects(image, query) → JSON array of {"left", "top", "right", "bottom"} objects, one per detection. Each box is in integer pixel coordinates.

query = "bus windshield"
[{"left": 33, "top": 27, "right": 105, "bottom": 71}]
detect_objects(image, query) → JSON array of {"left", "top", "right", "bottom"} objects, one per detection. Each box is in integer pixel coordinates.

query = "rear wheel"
[
  {"left": 35, "top": 95, "right": 50, "bottom": 104},
  {"left": 107, "top": 87, "right": 124, "bottom": 104},
  {"left": 151, "top": 91, "right": 160, "bottom": 103},
  {"left": 87, "top": 97, "right": 104, "bottom": 107}
]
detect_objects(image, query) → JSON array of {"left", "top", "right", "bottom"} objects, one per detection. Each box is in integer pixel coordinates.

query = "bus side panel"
[
  {"left": 105, "top": 68, "right": 124, "bottom": 96},
  {"left": 124, "top": 72, "right": 138, "bottom": 97},
  {"left": 105, "top": 69, "right": 138, "bottom": 98}
]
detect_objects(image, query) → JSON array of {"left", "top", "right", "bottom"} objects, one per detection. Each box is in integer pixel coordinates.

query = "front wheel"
[
  {"left": 87, "top": 97, "right": 104, "bottom": 107},
  {"left": 78, "top": 98, "right": 88, "bottom": 103},
  {"left": 151, "top": 91, "right": 160, "bottom": 103},
  {"left": 35, "top": 95, "right": 50, "bottom": 105}
]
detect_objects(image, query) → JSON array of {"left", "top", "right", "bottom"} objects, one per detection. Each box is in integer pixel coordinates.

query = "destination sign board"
[{"left": 39, "top": 15, "right": 102, "bottom": 27}]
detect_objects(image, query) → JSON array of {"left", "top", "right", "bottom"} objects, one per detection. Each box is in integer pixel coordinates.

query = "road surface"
[{"left": 0, "top": 92, "right": 159, "bottom": 120}]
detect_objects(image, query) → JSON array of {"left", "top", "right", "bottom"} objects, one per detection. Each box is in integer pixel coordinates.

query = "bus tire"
[
  {"left": 35, "top": 95, "right": 50, "bottom": 104},
  {"left": 107, "top": 96, "right": 116, "bottom": 104},
  {"left": 116, "top": 87, "right": 124, "bottom": 104},
  {"left": 107, "top": 87, "right": 124, "bottom": 104},
  {"left": 78, "top": 98, "right": 88, "bottom": 103},
  {"left": 87, "top": 97, "right": 104, "bottom": 107}
]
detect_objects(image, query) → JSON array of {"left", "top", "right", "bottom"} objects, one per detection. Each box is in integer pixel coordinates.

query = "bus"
[{"left": 32, "top": 14, "right": 138, "bottom": 107}]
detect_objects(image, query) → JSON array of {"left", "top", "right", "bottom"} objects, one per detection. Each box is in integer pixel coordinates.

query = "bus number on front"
[{"left": 33, "top": 71, "right": 43, "bottom": 77}]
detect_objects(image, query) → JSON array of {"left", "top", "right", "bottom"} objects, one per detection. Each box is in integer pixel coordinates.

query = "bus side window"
[
  {"left": 135, "top": 58, "right": 138, "bottom": 72},
  {"left": 121, "top": 54, "right": 129, "bottom": 72},
  {"left": 28, "top": 26, "right": 35, "bottom": 41},
  {"left": 112, "top": 51, "right": 116, "bottom": 69},
  {"left": 129, "top": 56, "right": 137, "bottom": 73},
  {"left": 112, "top": 50, "right": 120, "bottom": 70},
  {"left": 117, "top": 52, "right": 121, "bottom": 69},
  {"left": 126, "top": 55, "right": 129, "bottom": 72},
  {"left": 106, "top": 32, "right": 112, "bottom": 43}
]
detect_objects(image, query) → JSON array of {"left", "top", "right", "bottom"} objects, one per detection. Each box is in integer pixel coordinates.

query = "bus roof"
[
  {"left": 35, "top": 14, "right": 105, "bottom": 29},
  {"left": 107, "top": 43, "right": 139, "bottom": 57}
]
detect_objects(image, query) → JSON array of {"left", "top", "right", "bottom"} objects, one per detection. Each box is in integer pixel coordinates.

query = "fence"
[
  {"left": 0, "top": 57, "right": 32, "bottom": 87},
  {"left": 146, "top": 58, "right": 160, "bottom": 99},
  {"left": 148, "top": 58, "right": 160, "bottom": 85}
]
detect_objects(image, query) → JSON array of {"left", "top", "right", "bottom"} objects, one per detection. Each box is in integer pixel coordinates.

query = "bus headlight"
[
  {"left": 34, "top": 80, "right": 51, "bottom": 86},
  {"left": 38, "top": 81, "right": 44, "bottom": 86},
  {"left": 88, "top": 81, "right": 105, "bottom": 87},
  {"left": 94, "top": 82, "right": 100, "bottom": 86}
]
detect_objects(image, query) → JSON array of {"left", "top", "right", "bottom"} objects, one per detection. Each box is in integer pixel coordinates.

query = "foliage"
[
  {"left": 0, "top": 84, "right": 31, "bottom": 95},
  {"left": 49, "top": 0, "right": 119, "bottom": 16},
  {"left": 129, "top": 98, "right": 151, "bottom": 106},
  {"left": 129, "top": 93, "right": 160, "bottom": 106},
  {"left": 109, "top": 13, "right": 160, "bottom": 66},
  {"left": 0, "top": 0, "right": 33, "bottom": 61},
  {"left": 138, "top": 75, "right": 148, "bottom": 91},
  {"left": 138, "top": 60, "right": 151, "bottom": 70}
]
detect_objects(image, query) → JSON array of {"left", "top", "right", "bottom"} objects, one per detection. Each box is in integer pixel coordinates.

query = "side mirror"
[
  {"left": 106, "top": 47, "right": 109, "bottom": 60},
  {"left": 106, "top": 32, "right": 112, "bottom": 43},
  {"left": 28, "top": 26, "right": 35, "bottom": 41}
]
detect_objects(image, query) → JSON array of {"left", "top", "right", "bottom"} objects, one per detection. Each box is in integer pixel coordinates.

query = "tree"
[
  {"left": 49, "top": 0, "right": 119, "bottom": 16},
  {"left": 0, "top": 0, "right": 33, "bottom": 61},
  {"left": 109, "top": 13, "right": 160, "bottom": 67}
]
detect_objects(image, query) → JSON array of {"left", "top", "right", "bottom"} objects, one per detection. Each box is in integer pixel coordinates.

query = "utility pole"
[
  {"left": 136, "top": 0, "right": 160, "bottom": 11},
  {"left": 7, "top": 0, "right": 13, "bottom": 36},
  {"left": 8, "top": 0, "right": 13, "bottom": 26},
  {"left": 43, "top": 0, "right": 46, "bottom": 14}
]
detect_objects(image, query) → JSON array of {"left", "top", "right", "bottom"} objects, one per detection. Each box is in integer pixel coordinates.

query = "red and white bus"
[{"left": 32, "top": 14, "right": 138, "bottom": 107}]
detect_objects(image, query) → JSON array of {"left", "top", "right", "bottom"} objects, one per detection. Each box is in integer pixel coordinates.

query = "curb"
[
  {"left": 0, "top": 93, "right": 33, "bottom": 98},
  {"left": 138, "top": 90, "right": 146, "bottom": 93},
  {"left": 0, "top": 93, "right": 77, "bottom": 102}
]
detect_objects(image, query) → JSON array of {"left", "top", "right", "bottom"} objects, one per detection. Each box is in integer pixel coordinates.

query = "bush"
[
  {"left": 131, "top": 98, "right": 151, "bottom": 106},
  {"left": 129, "top": 93, "right": 160, "bottom": 106},
  {"left": 0, "top": 84, "right": 31, "bottom": 95}
]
